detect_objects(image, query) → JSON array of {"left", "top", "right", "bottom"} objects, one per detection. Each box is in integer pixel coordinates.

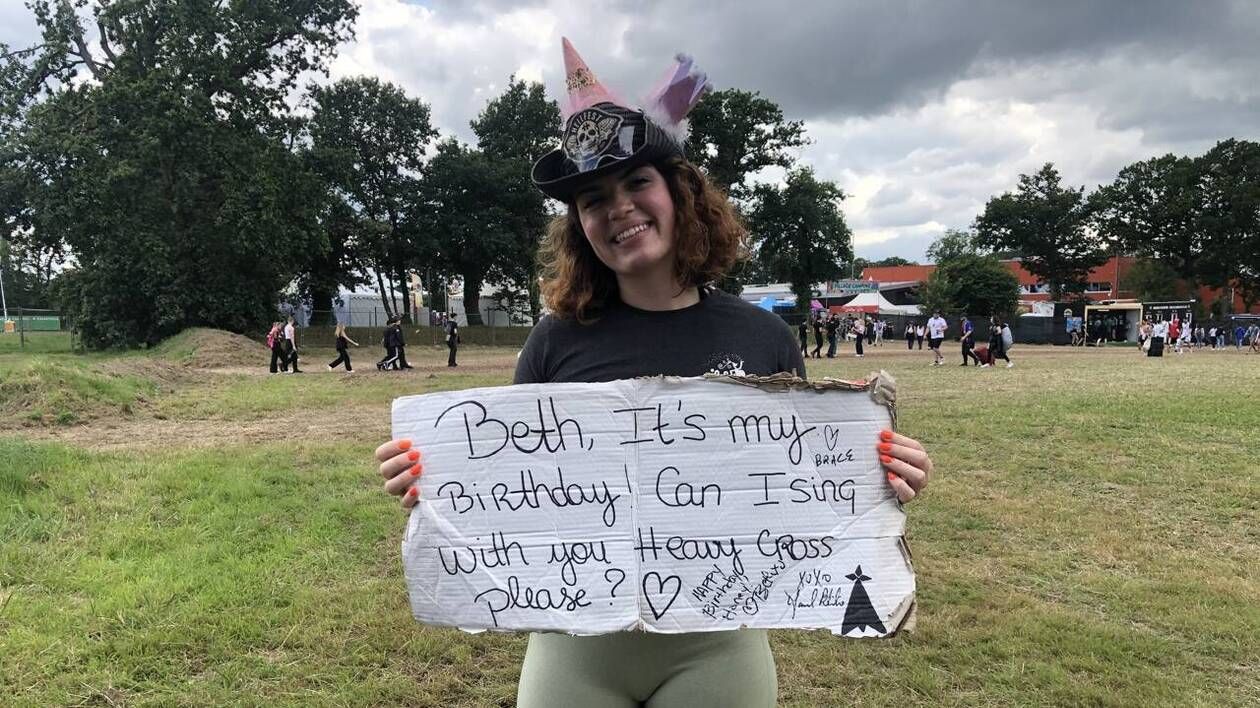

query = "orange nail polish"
[
  {"left": 410, "top": 464, "right": 422, "bottom": 476},
  {"left": 398, "top": 439, "right": 412, "bottom": 451},
  {"left": 407, "top": 450, "right": 420, "bottom": 462},
  {"left": 887, "top": 472, "right": 897, "bottom": 482},
  {"left": 880, "top": 430, "right": 894, "bottom": 442},
  {"left": 878, "top": 442, "right": 892, "bottom": 453},
  {"left": 880, "top": 455, "right": 893, "bottom": 464},
  {"left": 408, "top": 486, "right": 418, "bottom": 496}
]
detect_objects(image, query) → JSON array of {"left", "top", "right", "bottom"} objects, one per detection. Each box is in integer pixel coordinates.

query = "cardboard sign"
[{"left": 393, "top": 374, "right": 915, "bottom": 637}]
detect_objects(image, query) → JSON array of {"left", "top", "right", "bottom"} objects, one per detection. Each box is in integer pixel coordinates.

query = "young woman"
[
  {"left": 266, "top": 321, "right": 287, "bottom": 373},
  {"left": 327, "top": 323, "right": 359, "bottom": 372},
  {"left": 985, "top": 315, "right": 1012, "bottom": 368},
  {"left": 373, "top": 40, "right": 933, "bottom": 707}
]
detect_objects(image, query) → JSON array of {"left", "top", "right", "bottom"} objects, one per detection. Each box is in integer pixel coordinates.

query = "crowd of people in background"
[
  {"left": 265, "top": 311, "right": 464, "bottom": 373},
  {"left": 269, "top": 309, "right": 1257, "bottom": 375},
  {"left": 797, "top": 310, "right": 1017, "bottom": 369}
]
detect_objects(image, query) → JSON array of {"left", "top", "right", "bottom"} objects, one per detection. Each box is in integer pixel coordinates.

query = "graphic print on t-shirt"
[{"left": 705, "top": 352, "right": 746, "bottom": 376}]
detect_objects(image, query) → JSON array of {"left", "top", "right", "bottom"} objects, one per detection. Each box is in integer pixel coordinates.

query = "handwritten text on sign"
[{"left": 393, "top": 376, "right": 915, "bottom": 637}]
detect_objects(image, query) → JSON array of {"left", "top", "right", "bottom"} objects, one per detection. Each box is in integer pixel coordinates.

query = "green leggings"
[{"left": 516, "top": 630, "right": 777, "bottom": 707}]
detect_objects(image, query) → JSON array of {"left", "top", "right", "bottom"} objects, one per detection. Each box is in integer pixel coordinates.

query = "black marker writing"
[{"left": 434, "top": 397, "right": 585, "bottom": 460}]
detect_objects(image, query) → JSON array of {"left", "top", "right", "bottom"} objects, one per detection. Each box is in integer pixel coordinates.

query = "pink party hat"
[{"left": 561, "top": 37, "right": 620, "bottom": 119}]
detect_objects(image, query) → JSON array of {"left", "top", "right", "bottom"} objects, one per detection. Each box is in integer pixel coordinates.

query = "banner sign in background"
[{"left": 393, "top": 375, "right": 915, "bottom": 637}]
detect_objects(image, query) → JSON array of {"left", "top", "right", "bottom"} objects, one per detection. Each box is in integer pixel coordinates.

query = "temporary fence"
[{"left": 0, "top": 307, "right": 80, "bottom": 352}]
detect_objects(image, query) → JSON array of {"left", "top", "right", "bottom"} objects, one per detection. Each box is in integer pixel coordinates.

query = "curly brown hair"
[{"left": 538, "top": 157, "right": 748, "bottom": 321}]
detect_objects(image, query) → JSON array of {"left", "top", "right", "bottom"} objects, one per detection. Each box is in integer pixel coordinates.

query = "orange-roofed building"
[{"left": 861, "top": 256, "right": 1259, "bottom": 313}]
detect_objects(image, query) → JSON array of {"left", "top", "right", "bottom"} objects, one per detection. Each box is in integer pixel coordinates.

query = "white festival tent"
[{"left": 836, "top": 292, "right": 922, "bottom": 316}]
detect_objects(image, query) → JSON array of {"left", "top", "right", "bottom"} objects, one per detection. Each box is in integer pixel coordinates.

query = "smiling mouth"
[{"left": 611, "top": 223, "right": 649, "bottom": 245}]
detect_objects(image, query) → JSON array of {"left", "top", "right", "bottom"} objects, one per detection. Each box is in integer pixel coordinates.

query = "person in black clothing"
[
  {"left": 797, "top": 319, "right": 808, "bottom": 357},
  {"left": 267, "top": 321, "right": 287, "bottom": 373},
  {"left": 328, "top": 323, "right": 360, "bottom": 371},
  {"left": 986, "top": 315, "right": 1011, "bottom": 367},
  {"left": 377, "top": 316, "right": 400, "bottom": 370},
  {"left": 904, "top": 322, "right": 915, "bottom": 350},
  {"left": 825, "top": 314, "right": 839, "bottom": 357},
  {"left": 393, "top": 319, "right": 413, "bottom": 369},
  {"left": 445, "top": 313, "right": 459, "bottom": 367},
  {"left": 811, "top": 315, "right": 824, "bottom": 358}
]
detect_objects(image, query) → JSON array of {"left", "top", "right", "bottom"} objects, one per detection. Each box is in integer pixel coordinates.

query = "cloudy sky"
[{"left": 5, "top": 0, "right": 1259, "bottom": 262}]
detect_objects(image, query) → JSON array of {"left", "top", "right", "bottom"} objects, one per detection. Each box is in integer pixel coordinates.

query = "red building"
[{"left": 862, "top": 256, "right": 1258, "bottom": 312}]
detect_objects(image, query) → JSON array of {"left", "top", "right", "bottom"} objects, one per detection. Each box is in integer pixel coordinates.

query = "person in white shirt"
[
  {"left": 282, "top": 315, "right": 302, "bottom": 373},
  {"left": 926, "top": 311, "right": 948, "bottom": 366}
]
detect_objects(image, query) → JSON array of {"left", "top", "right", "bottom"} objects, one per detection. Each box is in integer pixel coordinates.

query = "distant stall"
[{"left": 1084, "top": 302, "right": 1142, "bottom": 343}]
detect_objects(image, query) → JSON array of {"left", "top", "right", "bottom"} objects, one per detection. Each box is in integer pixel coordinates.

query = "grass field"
[{"left": 2, "top": 338, "right": 1258, "bottom": 706}]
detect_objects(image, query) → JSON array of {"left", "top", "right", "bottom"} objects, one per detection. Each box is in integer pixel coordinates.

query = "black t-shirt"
[{"left": 514, "top": 289, "right": 807, "bottom": 385}]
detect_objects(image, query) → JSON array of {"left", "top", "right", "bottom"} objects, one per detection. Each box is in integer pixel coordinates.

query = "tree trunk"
[
  {"left": 375, "top": 264, "right": 395, "bottom": 319},
  {"left": 308, "top": 284, "right": 336, "bottom": 325},
  {"left": 388, "top": 209, "right": 412, "bottom": 323},
  {"left": 529, "top": 278, "right": 541, "bottom": 324},
  {"left": 463, "top": 276, "right": 484, "bottom": 325}
]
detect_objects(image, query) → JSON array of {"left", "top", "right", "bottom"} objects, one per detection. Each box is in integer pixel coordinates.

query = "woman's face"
[{"left": 573, "top": 164, "right": 677, "bottom": 281}]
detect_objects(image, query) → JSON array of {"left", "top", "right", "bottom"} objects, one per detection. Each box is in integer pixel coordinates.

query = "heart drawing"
[
  {"left": 823, "top": 424, "right": 841, "bottom": 451},
  {"left": 642, "top": 572, "right": 682, "bottom": 620}
]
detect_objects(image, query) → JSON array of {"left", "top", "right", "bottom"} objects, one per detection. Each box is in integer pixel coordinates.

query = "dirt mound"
[{"left": 155, "top": 328, "right": 269, "bottom": 369}]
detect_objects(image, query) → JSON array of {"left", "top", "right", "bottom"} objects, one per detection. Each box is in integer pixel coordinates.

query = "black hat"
[{"left": 530, "top": 38, "right": 710, "bottom": 202}]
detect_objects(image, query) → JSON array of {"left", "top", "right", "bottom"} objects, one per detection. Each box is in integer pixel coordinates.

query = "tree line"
[
  {"left": 910, "top": 143, "right": 1260, "bottom": 320},
  {"left": 0, "top": 0, "right": 854, "bottom": 348}
]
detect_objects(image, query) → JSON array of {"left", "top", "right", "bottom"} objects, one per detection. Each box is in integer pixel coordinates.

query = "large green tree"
[
  {"left": 306, "top": 76, "right": 437, "bottom": 323},
  {"left": 917, "top": 230, "right": 1019, "bottom": 318},
  {"left": 974, "top": 163, "right": 1107, "bottom": 300},
  {"left": 469, "top": 77, "right": 560, "bottom": 323},
  {"left": 416, "top": 140, "right": 541, "bottom": 325},
  {"left": 1090, "top": 154, "right": 1203, "bottom": 283},
  {"left": 686, "top": 88, "right": 809, "bottom": 201},
  {"left": 746, "top": 167, "right": 852, "bottom": 314},
  {"left": 1, "top": 0, "right": 356, "bottom": 347},
  {"left": 1196, "top": 139, "right": 1260, "bottom": 311}
]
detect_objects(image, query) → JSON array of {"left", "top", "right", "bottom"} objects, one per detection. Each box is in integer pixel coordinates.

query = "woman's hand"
[
  {"left": 877, "top": 429, "right": 932, "bottom": 503},
  {"left": 376, "top": 438, "right": 423, "bottom": 509}
]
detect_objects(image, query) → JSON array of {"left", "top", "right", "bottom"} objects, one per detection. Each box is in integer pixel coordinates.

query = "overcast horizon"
[{"left": 4, "top": 0, "right": 1258, "bottom": 263}]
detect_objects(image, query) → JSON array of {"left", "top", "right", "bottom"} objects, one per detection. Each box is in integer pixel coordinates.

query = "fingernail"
[
  {"left": 408, "top": 486, "right": 418, "bottom": 496},
  {"left": 887, "top": 472, "right": 897, "bottom": 482},
  {"left": 880, "top": 430, "right": 894, "bottom": 442},
  {"left": 398, "top": 439, "right": 412, "bottom": 451},
  {"left": 880, "top": 455, "right": 893, "bottom": 464},
  {"left": 407, "top": 450, "right": 420, "bottom": 462},
  {"left": 410, "top": 464, "right": 422, "bottom": 476},
  {"left": 878, "top": 442, "right": 892, "bottom": 453}
]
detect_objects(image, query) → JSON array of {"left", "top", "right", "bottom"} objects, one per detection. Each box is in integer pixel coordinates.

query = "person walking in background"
[
  {"left": 1234, "top": 323, "right": 1246, "bottom": 350},
  {"left": 825, "top": 313, "right": 839, "bottom": 357},
  {"left": 874, "top": 318, "right": 885, "bottom": 346},
  {"left": 797, "top": 319, "right": 809, "bottom": 358},
  {"left": 984, "top": 315, "right": 1012, "bottom": 368},
  {"left": 811, "top": 313, "right": 824, "bottom": 358},
  {"left": 377, "top": 316, "right": 400, "bottom": 371},
  {"left": 915, "top": 322, "right": 926, "bottom": 350},
  {"left": 393, "top": 318, "right": 414, "bottom": 369},
  {"left": 853, "top": 315, "right": 865, "bottom": 358},
  {"left": 927, "top": 310, "right": 947, "bottom": 366},
  {"left": 282, "top": 315, "right": 302, "bottom": 373},
  {"left": 866, "top": 317, "right": 876, "bottom": 346},
  {"left": 960, "top": 316, "right": 979, "bottom": 366},
  {"left": 904, "top": 322, "right": 915, "bottom": 350},
  {"left": 445, "top": 311, "right": 460, "bottom": 367},
  {"left": 267, "top": 321, "right": 287, "bottom": 373},
  {"left": 327, "top": 323, "right": 360, "bottom": 372}
]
